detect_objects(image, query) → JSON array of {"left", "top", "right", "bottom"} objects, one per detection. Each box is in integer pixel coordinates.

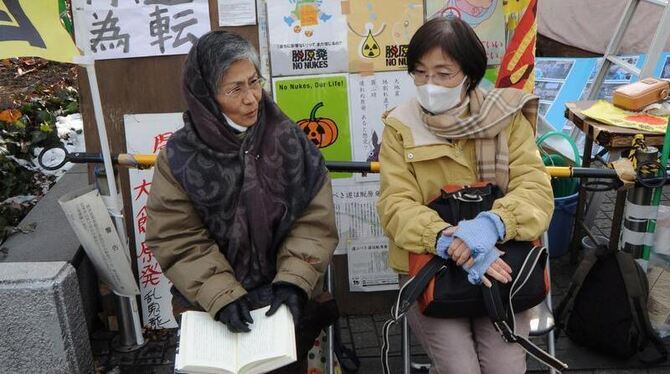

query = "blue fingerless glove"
[
  {"left": 437, "top": 230, "right": 502, "bottom": 285},
  {"left": 453, "top": 212, "right": 505, "bottom": 257},
  {"left": 463, "top": 247, "right": 501, "bottom": 285},
  {"left": 454, "top": 212, "right": 505, "bottom": 285},
  {"left": 436, "top": 234, "right": 454, "bottom": 259}
]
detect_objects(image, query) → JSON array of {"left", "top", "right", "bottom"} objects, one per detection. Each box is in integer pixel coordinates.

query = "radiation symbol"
[{"left": 362, "top": 29, "right": 381, "bottom": 58}]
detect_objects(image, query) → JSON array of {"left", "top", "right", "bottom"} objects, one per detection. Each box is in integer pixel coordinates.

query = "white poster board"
[
  {"left": 267, "top": 0, "right": 348, "bottom": 76},
  {"left": 332, "top": 179, "right": 397, "bottom": 292},
  {"left": 348, "top": 71, "right": 415, "bottom": 182},
  {"left": 72, "top": 0, "right": 210, "bottom": 60},
  {"left": 124, "top": 113, "right": 184, "bottom": 329}
]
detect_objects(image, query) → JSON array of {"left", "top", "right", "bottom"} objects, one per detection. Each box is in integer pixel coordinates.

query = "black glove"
[
  {"left": 216, "top": 296, "right": 254, "bottom": 333},
  {"left": 266, "top": 282, "right": 307, "bottom": 324}
]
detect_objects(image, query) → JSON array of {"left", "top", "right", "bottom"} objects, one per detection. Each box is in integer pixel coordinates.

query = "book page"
[
  {"left": 176, "top": 311, "right": 237, "bottom": 374},
  {"left": 238, "top": 305, "right": 297, "bottom": 374}
]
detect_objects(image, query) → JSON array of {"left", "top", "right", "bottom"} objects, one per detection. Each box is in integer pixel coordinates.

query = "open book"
[{"left": 175, "top": 305, "right": 296, "bottom": 374}]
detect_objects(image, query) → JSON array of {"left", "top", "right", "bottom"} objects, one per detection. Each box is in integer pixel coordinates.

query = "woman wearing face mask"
[{"left": 376, "top": 17, "right": 553, "bottom": 373}]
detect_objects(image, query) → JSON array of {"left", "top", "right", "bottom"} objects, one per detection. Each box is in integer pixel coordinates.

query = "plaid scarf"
[{"left": 421, "top": 87, "right": 539, "bottom": 192}]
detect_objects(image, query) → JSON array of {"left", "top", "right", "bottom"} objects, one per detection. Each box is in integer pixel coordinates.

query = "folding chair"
[{"left": 527, "top": 231, "right": 558, "bottom": 374}]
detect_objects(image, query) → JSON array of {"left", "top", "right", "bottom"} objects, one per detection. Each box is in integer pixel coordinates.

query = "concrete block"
[
  {"left": 2, "top": 165, "right": 99, "bottom": 331},
  {"left": 0, "top": 262, "right": 93, "bottom": 374}
]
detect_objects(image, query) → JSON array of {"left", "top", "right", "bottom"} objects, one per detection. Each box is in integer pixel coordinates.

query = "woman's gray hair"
[{"left": 196, "top": 31, "right": 261, "bottom": 95}]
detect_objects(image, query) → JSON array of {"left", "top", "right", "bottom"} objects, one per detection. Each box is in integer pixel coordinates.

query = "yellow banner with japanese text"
[{"left": 0, "top": 0, "right": 80, "bottom": 63}]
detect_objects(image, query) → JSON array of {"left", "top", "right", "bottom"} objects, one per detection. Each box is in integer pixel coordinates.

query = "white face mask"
[{"left": 416, "top": 78, "right": 466, "bottom": 114}]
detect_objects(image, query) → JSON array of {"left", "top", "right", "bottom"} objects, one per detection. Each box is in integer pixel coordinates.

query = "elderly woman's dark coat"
[{"left": 145, "top": 35, "right": 339, "bottom": 319}]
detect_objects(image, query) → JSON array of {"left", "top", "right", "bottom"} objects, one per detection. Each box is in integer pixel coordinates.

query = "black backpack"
[{"left": 555, "top": 244, "right": 668, "bottom": 364}]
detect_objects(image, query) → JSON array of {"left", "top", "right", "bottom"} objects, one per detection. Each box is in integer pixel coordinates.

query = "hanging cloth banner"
[
  {"left": 0, "top": 0, "right": 81, "bottom": 63},
  {"left": 496, "top": 0, "right": 536, "bottom": 92}
]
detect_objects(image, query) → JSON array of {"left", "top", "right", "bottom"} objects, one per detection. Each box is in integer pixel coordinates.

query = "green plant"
[{"left": 0, "top": 86, "right": 78, "bottom": 233}]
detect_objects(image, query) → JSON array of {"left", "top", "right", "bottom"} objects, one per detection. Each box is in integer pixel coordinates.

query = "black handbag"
[
  {"left": 381, "top": 183, "right": 567, "bottom": 373},
  {"left": 411, "top": 183, "right": 547, "bottom": 318}
]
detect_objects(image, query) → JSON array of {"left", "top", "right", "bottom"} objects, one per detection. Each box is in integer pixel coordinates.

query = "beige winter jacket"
[
  {"left": 376, "top": 98, "right": 554, "bottom": 273},
  {"left": 146, "top": 151, "right": 339, "bottom": 318}
]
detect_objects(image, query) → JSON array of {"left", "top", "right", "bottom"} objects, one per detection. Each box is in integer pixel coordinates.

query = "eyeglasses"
[
  {"left": 410, "top": 70, "right": 462, "bottom": 85},
  {"left": 221, "top": 76, "right": 266, "bottom": 98}
]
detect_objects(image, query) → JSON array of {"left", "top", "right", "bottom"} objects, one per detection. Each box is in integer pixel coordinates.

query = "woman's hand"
[
  {"left": 216, "top": 296, "right": 254, "bottom": 333},
  {"left": 448, "top": 236, "right": 472, "bottom": 266},
  {"left": 464, "top": 256, "right": 513, "bottom": 288},
  {"left": 266, "top": 282, "right": 307, "bottom": 324},
  {"left": 440, "top": 226, "right": 476, "bottom": 266}
]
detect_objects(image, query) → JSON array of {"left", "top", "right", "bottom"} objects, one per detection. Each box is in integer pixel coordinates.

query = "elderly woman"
[
  {"left": 376, "top": 17, "right": 553, "bottom": 373},
  {"left": 146, "top": 31, "right": 338, "bottom": 372}
]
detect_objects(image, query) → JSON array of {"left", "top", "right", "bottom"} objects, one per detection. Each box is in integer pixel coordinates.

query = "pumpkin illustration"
[{"left": 297, "top": 102, "right": 338, "bottom": 149}]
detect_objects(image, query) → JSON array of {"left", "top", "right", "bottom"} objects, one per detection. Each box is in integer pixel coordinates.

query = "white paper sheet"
[
  {"left": 348, "top": 72, "right": 415, "bottom": 182},
  {"left": 72, "top": 0, "right": 210, "bottom": 60},
  {"left": 58, "top": 187, "right": 140, "bottom": 297},
  {"left": 124, "top": 112, "right": 185, "bottom": 329},
  {"left": 332, "top": 179, "right": 385, "bottom": 255},
  {"left": 347, "top": 240, "right": 398, "bottom": 292},
  {"left": 218, "top": 0, "right": 257, "bottom": 26}
]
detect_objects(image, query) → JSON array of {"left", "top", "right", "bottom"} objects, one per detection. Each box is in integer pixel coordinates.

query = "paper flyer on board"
[
  {"left": 273, "top": 74, "right": 352, "bottom": 172},
  {"left": 346, "top": 0, "right": 423, "bottom": 73},
  {"left": 59, "top": 187, "right": 140, "bottom": 297},
  {"left": 347, "top": 240, "right": 398, "bottom": 292},
  {"left": 425, "top": 0, "right": 505, "bottom": 64},
  {"left": 218, "top": 0, "right": 257, "bottom": 26},
  {"left": 331, "top": 179, "right": 385, "bottom": 255},
  {"left": 348, "top": 71, "right": 415, "bottom": 182},
  {"left": 267, "top": 0, "right": 348, "bottom": 76}
]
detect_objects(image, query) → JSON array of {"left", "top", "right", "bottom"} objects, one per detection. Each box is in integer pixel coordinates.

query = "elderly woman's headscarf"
[{"left": 166, "top": 31, "right": 327, "bottom": 306}]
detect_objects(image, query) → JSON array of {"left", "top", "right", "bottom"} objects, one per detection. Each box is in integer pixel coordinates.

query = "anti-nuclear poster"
[
  {"left": 346, "top": 0, "right": 423, "bottom": 72},
  {"left": 124, "top": 113, "right": 184, "bottom": 329},
  {"left": 267, "top": 0, "right": 348, "bottom": 76},
  {"left": 272, "top": 74, "right": 352, "bottom": 169},
  {"left": 348, "top": 71, "right": 415, "bottom": 182},
  {"left": 426, "top": 0, "right": 505, "bottom": 65}
]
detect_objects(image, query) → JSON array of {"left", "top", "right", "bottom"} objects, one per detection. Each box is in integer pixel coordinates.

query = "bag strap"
[
  {"left": 554, "top": 248, "right": 601, "bottom": 336},
  {"left": 381, "top": 257, "right": 445, "bottom": 374},
  {"left": 396, "top": 256, "right": 445, "bottom": 317},
  {"left": 615, "top": 252, "right": 668, "bottom": 364},
  {"left": 483, "top": 246, "right": 568, "bottom": 372}
]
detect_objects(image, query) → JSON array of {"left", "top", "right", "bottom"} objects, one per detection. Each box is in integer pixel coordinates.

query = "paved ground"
[{"left": 92, "top": 189, "right": 670, "bottom": 373}]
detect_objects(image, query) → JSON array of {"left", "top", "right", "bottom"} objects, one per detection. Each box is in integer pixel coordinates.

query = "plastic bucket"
[
  {"left": 536, "top": 131, "right": 581, "bottom": 198},
  {"left": 548, "top": 192, "right": 579, "bottom": 258}
]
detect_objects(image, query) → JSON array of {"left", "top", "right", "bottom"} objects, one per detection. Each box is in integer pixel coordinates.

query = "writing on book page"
[
  {"left": 176, "top": 305, "right": 296, "bottom": 374},
  {"left": 179, "top": 311, "right": 237, "bottom": 373},
  {"left": 237, "top": 305, "right": 296, "bottom": 372}
]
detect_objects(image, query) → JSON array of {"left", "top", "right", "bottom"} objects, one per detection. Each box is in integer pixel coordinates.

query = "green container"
[{"left": 536, "top": 131, "right": 581, "bottom": 198}]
